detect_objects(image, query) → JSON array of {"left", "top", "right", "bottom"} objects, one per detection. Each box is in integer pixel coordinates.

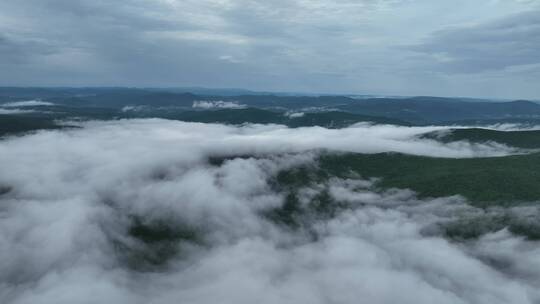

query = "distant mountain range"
[{"left": 1, "top": 87, "right": 540, "bottom": 126}]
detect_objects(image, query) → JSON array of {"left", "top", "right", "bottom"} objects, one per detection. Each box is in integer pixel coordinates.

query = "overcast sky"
[{"left": 0, "top": 0, "right": 539, "bottom": 99}]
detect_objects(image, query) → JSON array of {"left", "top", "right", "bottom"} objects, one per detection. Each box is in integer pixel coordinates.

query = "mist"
[{"left": 0, "top": 120, "right": 538, "bottom": 304}]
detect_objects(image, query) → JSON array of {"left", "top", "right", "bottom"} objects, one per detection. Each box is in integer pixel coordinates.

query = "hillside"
[{"left": 422, "top": 128, "right": 540, "bottom": 149}]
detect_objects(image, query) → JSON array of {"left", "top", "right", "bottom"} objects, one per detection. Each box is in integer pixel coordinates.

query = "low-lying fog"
[{"left": 1, "top": 120, "right": 538, "bottom": 304}]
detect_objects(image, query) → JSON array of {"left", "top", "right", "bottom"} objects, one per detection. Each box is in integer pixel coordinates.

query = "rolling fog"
[{"left": 0, "top": 120, "right": 539, "bottom": 304}]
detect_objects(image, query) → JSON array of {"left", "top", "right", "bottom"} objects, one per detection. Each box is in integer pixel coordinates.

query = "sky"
[{"left": 0, "top": 0, "right": 539, "bottom": 99}]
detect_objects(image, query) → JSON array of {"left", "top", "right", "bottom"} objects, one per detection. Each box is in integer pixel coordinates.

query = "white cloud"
[
  {"left": 2, "top": 100, "right": 54, "bottom": 107},
  {"left": 0, "top": 109, "right": 35, "bottom": 114},
  {"left": 121, "top": 105, "right": 147, "bottom": 112},
  {"left": 285, "top": 111, "right": 305, "bottom": 118},
  {"left": 192, "top": 100, "right": 247, "bottom": 109},
  {"left": 0, "top": 119, "right": 538, "bottom": 303}
]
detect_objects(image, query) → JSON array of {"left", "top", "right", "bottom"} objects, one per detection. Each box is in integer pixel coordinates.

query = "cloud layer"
[
  {"left": 0, "top": 120, "right": 539, "bottom": 303},
  {"left": 0, "top": 0, "right": 539, "bottom": 98}
]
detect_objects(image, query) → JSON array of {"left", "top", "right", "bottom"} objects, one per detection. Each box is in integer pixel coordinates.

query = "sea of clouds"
[{"left": 0, "top": 119, "right": 538, "bottom": 304}]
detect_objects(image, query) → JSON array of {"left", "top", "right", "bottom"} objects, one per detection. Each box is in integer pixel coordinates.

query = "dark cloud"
[
  {"left": 411, "top": 11, "right": 540, "bottom": 73},
  {"left": 0, "top": 35, "right": 21, "bottom": 63},
  {"left": 0, "top": 34, "right": 57, "bottom": 65}
]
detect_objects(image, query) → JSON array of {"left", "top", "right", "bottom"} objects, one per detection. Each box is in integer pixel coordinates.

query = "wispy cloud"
[{"left": 2, "top": 100, "right": 54, "bottom": 107}]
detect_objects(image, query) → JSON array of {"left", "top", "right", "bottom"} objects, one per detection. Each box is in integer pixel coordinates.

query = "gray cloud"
[
  {"left": 411, "top": 10, "right": 540, "bottom": 74},
  {"left": 0, "top": 34, "right": 57, "bottom": 65},
  {"left": 0, "top": 0, "right": 539, "bottom": 98}
]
